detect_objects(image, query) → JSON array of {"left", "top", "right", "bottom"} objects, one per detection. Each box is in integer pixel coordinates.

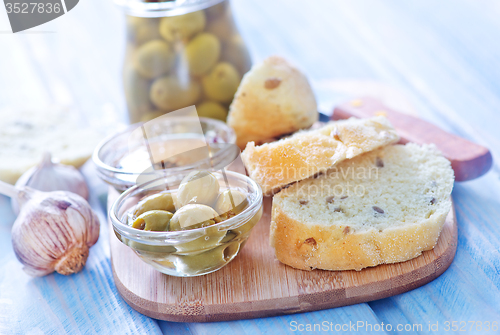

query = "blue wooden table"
[{"left": 1, "top": 0, "right": 500, "bottom": 334}]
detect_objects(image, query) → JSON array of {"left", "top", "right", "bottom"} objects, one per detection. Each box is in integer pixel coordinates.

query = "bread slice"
[
  {"left": 241, "top": 116, "right": 399, "bottom": 196},
  {"left": 227, "top": 56, "right": 318, "bottom": 149},
  {"left": 270, "top": 143, "right": 454, "bottom": 271}
]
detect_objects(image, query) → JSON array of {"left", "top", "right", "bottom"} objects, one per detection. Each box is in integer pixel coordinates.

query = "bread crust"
[
  {"left": 227, "top": 56, "right": 318, "bottom": 149},
  {"left": 270, "top": 200, "right": 448, "bottom": 271}
]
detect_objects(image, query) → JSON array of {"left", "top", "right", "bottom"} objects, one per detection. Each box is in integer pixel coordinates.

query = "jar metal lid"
[{"left": 116, "top": 0, "right": 225, "bottom": 18}]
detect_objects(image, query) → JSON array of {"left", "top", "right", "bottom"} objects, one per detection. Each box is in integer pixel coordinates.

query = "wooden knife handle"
[{"left": 332, "top": 97, "right": 492, "bottom": 182}]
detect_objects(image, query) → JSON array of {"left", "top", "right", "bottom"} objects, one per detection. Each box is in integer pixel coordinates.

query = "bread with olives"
[
  {"left": 270, "top": 143, "right": 455, "bottom": 271},
  {"left": 227, "top": 56, "right": 318, "bottom": 149},
  {"left": 241, "top": 116, "right": 399, "bottom": 196}
]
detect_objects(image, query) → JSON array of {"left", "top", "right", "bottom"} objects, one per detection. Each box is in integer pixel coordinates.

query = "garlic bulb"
[
  {"left": 6, "top": 184, "right": 100, "bottom": 276},
  {"left": 13, "top": 152, "right": 89, "bottom": 214}
]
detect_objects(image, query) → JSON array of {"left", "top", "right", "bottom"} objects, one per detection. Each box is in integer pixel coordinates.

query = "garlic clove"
[
  {"left": 11, "top": 188, "right": 100, "bottom": 277},
  {"left": 13, "top": 153, "right": 89, "bottom": 214}
]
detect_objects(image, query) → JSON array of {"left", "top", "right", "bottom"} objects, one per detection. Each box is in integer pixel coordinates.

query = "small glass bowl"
[
  {"left": 92, "top": 117, "right": 237, "bottom": 191},
  {"left": 109, "top": 171, "right": 263, "bottom": 277}
]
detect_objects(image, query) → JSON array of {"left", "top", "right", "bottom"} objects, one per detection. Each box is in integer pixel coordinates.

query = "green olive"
[
  {"left": 128, "top": 240, "right": 176, "bottom": 255},
  {"left": 133, "top": 40, "right": 175, "bottom": 79},
  {"left": 123, "top": 66, "right": 152, "bottom": 123},
  {"left": 175, "top": 240, "right": 240, "bottom": 273},
  {"left": 159, "top": 11, "right": 206, "bottom": 42},
  {"left": 169, "top": 204, "right": 220, "bottom": 231},
  {"left": 126, "top": 16, "right": 161, "bottom": 45},
  {"left": 133, "top": 192, "right": 177, "bottom": 217},
  {"left": 153, "top": 258, "right": 176, "bottom": 269},
  {"left": 220, "top": 34, "right": 252, "bottom": 76},
  {"left": 183, "top": 33, "right": 221, "bottom": 76},
  {"left": 230, "top": 205, "right": 262, "bottom": 236},
  {"left": 201, "top": 62, "right": 241, "bottom": 103},
  {"left": 131, "top": 210, "right": 174, "bottom": 231},
  {"left": 174, "top": 225, "right": 227, "bottom": 254},
  {"left": 205, "top": 15, "right": 234, "bottom": 42},
  {"left": 196, "top": 101, "right": 228, "bottom": 121},
  {"left": 214, "top": 189, "right": 248, "bottom": 217},
  {"left": 150, "top": 75, "right": 201, "bottom": 111},
  {"left": 177, "top": 171, "right": 220, "bottom": 207},
  {"left": 220, "top": 231, "right": 237, "bottom": 244}
]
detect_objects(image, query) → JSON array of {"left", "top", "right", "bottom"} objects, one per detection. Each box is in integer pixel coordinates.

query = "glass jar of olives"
[
  {"left": 117, "top": 0, "right": 252, "bottom": 123},
  {"left": 109, "top": 170, "right": 263, "bottom": 277}
]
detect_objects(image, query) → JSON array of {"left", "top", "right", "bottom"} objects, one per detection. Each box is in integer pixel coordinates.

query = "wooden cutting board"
[{"left": 109, "top": 189, "right": 457, "bottom": 322}]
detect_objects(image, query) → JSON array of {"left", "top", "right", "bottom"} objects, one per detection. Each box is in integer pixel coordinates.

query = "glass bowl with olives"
[
  {"left": 118, "top": 0, "right": 252, "bottom": 123},
  {"left": 109, "top": 170, "right": 263, "bottom": 277}
]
